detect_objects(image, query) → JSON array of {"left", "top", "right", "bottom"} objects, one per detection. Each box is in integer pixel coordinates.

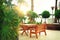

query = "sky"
[
  {"left": 34, "top": 0, "right": 55, "bottom": 14},
  {"left": 12, "top": 0, "right": 60, "bottom": 14}
]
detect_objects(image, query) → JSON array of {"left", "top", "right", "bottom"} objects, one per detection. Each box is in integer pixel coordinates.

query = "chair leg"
[
  {"left": 21, "top": 30, "right": 28, "bottom": 36},
  {"left": 36, "top": 33, "right": 38, "bottom": 38},
  {"left": 39, "top": 32, "right": 41, "bottom": 35},
  {"left": 45, "top": 31, "right": 47, "bottom": 35},
  {"left": 30, "top": 30, "right": 32, "bottom": 38},
  {"left": 21, "top": 30, "right": 25, "bottom": 35},
  {"left": 25, "top": 30, "right": 28, "bottom": 36},
  {"left": 30, "top": 33, "right": 31, "bottom": 37}
]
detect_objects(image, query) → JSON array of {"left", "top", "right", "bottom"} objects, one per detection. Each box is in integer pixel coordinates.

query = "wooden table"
[{"left": 20, "top": 24, "right": 37, "bottom": 36}]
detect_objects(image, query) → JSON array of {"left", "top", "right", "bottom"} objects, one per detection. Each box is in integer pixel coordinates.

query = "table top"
[
  {"left": 20, "top": 24, "right": 37, "bottom": 25},
  {"left": 20, "top": 24, "right": 37, "bottom": 27}
]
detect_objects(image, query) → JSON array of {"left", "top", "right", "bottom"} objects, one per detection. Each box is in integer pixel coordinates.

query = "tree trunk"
[
  {"left": 31, "top": 0, "right": 34, "bottom": 11},
  {"left": 55, "top": 0, "right": 58, "bottom": 11},
  {"left": 58, "top": 19, "right": 59, "bottom": 23},
  {"left": 54, "top": 0, "right": 58, "bottom": 23},
  {"left": 45, "top": 18, "right": 46, "bottom": 23}
]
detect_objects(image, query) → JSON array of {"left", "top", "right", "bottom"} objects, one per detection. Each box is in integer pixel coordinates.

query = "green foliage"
[
  {"left": 27, "top": 11, "right": 38, "bottom": 24},
  {"left": 55, "top": 9, "right": 60, "bottom": 19},
  {"left": 0, "top": 1, "right": 6, "bottom": 39},
  {"left": 27, "top": 11, "right": 38, "bottom": 19},
  {"left": 36, "top": 22, "right": 41, "bottom": 24},
  {"left": 0, "top": 6, "right": 20, "bottom": 40},
  {"left": 0, "top": 0, "right": 20, "bottom": 40},
  {"left": 41, "top": 10, "right": 50, "bottom": 18},
  {"left": 19, "top": 16, "right": 26, "bottom": 22},
  {"left": 3, "top": 7, "right": 20, "bottom": 27},
  {"left": 27, "top": 21, "right": 36, "bottom": 24},
  {"left": 0, "top": 0, "right": 27, "bottom": 40},
  {"left": 1, "top": 26, "right": 18, "bottom": 40}
]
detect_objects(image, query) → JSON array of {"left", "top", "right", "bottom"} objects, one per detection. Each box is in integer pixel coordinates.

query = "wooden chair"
[
  {"left": 20, "top": 24, "right": 29, "bottom": 36},
  {"left": 30, "top": 24, "right": 47, "bottom": 38},
  {"left": 20, "top": 24, "right": 37, "bottom": 36}
]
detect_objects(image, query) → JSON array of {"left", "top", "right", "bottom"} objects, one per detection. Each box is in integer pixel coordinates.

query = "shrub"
[
  {"left": 42, "top": 10, "right": 50, "bottom": 18},
  {"left": 41, "top": 10, "right": 50, "bottom": 23}
]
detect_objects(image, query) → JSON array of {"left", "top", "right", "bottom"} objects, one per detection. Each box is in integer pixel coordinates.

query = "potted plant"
[
  {"left": 41, "top": 10, "right": 50, "bottom": 23},
  {"left": 27, "top": 11, "right": 38, "bottom": 24},
  {"left": 55, "top": 9, "right": 60, "bottom": 23}
]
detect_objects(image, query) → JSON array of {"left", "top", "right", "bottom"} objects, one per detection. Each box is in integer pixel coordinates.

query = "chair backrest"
[
  {"left": 40, "top": 24, "right": 47, "bottom": 29},
  {"left": 35, "top": 24, "right": 47, "bottom": 32}
]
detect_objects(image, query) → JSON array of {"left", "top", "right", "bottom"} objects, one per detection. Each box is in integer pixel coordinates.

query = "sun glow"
[
  {"left": 12, "top": 0, "right": 31, "bottom": 15},
  {"left": 19, "top": 0, "right": 31, "bottom": 15},
  {"left": 20, "top": 5, "right": 29, "bottom": 15}
]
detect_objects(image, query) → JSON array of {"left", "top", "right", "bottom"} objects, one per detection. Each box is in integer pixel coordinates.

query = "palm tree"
[
  {"left": 17, "top": 0, "right": 27, "bottom": 6},
  {"left": 31, "top": 0, "right": 34, "bottom": 11},
  {"left": 55, "top": 0, "right": 58, "bottom": 11},
  {"left": 55, "top": 0, "right": 58, "bottom": 23}
]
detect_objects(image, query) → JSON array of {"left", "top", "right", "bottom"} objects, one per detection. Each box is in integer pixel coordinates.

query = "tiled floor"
[{"left": 18, "top": 30, "right": 60, "bottom": 40}]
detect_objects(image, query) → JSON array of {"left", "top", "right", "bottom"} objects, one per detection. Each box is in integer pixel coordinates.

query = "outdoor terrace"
[{"left": 19, "top": 30, "right": 60, "bottom": 40}]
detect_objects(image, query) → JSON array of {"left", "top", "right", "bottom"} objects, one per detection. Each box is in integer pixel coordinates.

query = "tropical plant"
[
  {"left": 0, "top": 0, "right": 7, "bottom": 39},
  {"left": 27, "top": 11, "right": 38, "bottom": 24},
  {"left": 55, "top": 9, "right": 60, "bottom": 23},
  {"left": 1, "top": 5, "right": 20, "bottom": 40},
  {"left": 41, "top": 10, "right": 50, "bottom": 23},
  {"left": 0, "top": 0, "right": 21, "bottom": 40}
]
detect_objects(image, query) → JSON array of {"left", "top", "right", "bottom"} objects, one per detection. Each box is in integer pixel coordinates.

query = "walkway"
[{"left": 18, "top": 30, "right": 60, "bottom": 40}]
